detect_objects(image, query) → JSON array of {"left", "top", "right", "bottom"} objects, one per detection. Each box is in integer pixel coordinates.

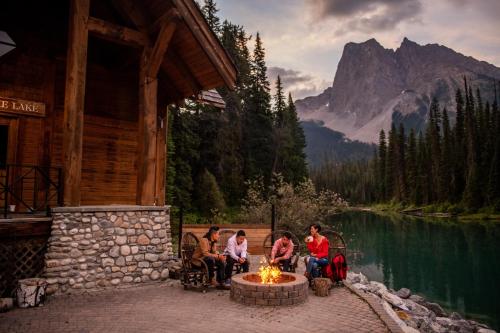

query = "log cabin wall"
[{"left": 1, "top": 37, "right": 142, "bottom": 207}]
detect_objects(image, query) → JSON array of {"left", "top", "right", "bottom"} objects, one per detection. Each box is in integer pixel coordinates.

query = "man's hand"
[{"left": 238, "top": 257, "right": 245, "bottom": 264}]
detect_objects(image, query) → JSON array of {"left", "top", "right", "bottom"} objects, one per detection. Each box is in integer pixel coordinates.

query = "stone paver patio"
[{"left": 0, "top": 256, "right": 392, "bottom": 333}]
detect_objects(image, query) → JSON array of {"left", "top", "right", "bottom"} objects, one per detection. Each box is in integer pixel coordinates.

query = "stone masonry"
[
  {"left": 44, "top": 206, "right": 173, "bottom": 295},
  {"left": 231, "top": 272, "right": 309, "bottom": 306}
]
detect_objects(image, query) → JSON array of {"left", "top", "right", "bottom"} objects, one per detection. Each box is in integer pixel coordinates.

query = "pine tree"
[
  {"left": 487, "top": 83, "right": 500, "bottom": 206},
  {"left": 202, "top": 0, "right": 221, "bottom": 36},
  {"left": 406, "top": 129, "right": 417, "bottom": 204},
  {"left": 274, "top": 76, "right": 286, "bottom": 126},
  {"left": 452, "top": 89, "right": 466, "bottom": 202},
  {"left": 170, "top": 107, "right": 200, "bottom": 209},
  {"left": 242, "top": 32, "right": 274, "bottom": 183},
  {"left": 378, "top": 130, "right": 387, "bottom": 201},
  {"left": 285, "top": 93, "right": 308, "bottom": 184},
  {"left": 428, "top": 97, "right": 441, "bottom": 201},
  {"left": 196, "top": 169, "right": 226, "bottom": 216},
  {"left": 386, "top": 123, "right": 397, "bottom": 200},
  {"left": 416, "top": 131, "right": 429, "bottom": 204},
  {"left": 439, "top": 107, "right": 452, "bottom": 202},
  {"left": 463, "top": 80, "right": 482, "bottom": 210},
  {"left": 397, "top": 123, "right": 407, "bottom": 202}
]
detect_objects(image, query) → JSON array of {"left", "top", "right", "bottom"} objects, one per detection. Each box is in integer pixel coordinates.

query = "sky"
[{"left": 215, "top": 0, "right": 500, "bottom": 100}]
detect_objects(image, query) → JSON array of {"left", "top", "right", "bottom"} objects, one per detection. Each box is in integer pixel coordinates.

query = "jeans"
[
  {"left": 274, "top": 256, "right": 292, "bottom": 272},
  {"left": 306, "top": 256, "right": 329, "bottom": 278},
  {"left": 203, "top": 256, "right": 225, "bottom": 283},
  {"left": 224, "top": 256, "right": 249, "bottom": 279}
]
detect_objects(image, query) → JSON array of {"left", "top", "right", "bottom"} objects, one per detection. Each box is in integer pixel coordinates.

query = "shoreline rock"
[{"left": 346, "top": 272, "right": 496, "bottom": 333}]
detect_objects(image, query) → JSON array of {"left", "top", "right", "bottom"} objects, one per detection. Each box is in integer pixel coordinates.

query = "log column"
[
  {"left": 136, "top": 49, "right": 158, "bottom": 205},
  {"left": 155, "top": 107, "right": 168, "bottom": 206},
  {"left": 136, "top": 18, "right": 177, "bottom": 206},
  {"left": 62, "top": 0, "right": 90, "bottom": 206}
]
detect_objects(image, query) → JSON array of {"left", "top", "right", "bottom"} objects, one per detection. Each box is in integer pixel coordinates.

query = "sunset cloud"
[{"left": 217, "top": 0, "right": 500, "bottom": 100}]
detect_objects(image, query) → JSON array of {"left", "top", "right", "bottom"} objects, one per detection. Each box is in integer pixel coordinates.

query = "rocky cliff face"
[{"left": 297, "top": 38, "right": 500, "bottom": 143}]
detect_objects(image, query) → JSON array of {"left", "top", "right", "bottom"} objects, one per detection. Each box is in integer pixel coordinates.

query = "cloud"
[
  {"left": 444, "top": 0, "right": 500, "bottom": 20},
  {"left": 307, "top": 0, "right": 423, "bottom": 34},
  {"left": 267, "top": 66, "right": 330, "bottom": 100}
]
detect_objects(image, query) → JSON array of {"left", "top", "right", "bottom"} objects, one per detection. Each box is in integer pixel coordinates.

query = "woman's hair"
[
  {"left": 309, "top": 223, "right": 322, "bottom": 233},
  {"left": 203, "top": 226, "right": 220, "bottom": 239}
]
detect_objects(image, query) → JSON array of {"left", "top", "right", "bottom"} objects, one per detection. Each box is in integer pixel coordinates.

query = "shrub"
[{"left": 240, "top": 174, "right": 348, "bottom": 236}]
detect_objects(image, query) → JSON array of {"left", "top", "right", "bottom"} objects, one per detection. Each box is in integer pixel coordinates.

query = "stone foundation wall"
[{"left": 44, "top": 206, "right": 173, "bottom": 294}]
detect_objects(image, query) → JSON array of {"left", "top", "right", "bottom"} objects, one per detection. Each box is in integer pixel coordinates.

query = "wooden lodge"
[
  {"left": 0, "top": 0, "right": 235, "bottom": 212},
  {"left": 0, "top": 0, "right": 236, "bottom": 296}
]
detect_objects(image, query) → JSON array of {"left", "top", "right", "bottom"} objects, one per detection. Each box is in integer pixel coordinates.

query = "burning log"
[{"left": 258, "top": 257, "right": 282, "bottom": 284}]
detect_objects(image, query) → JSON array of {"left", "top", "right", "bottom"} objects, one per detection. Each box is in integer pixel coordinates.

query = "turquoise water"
[{"left": 328, "top": 211, "right": 500, "bottom": 330}]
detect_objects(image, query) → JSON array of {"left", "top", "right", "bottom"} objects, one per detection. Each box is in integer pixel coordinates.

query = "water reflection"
[{"left": 328, "top": 211, "right": 500, "bottom": 330}]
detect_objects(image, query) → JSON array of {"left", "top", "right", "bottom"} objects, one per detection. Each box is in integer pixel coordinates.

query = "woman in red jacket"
[{"left": 305, "top": 223, "right": 329, "bottom": 279}]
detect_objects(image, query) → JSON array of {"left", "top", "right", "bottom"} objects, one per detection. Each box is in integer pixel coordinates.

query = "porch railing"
[{"left": 0, "top": 164, "right": 62, "bottom": 218}]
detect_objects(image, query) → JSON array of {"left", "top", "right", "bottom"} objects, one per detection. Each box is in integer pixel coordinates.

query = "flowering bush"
[{"left": 241, "top": 174, "right": 348, "bottom": 236}]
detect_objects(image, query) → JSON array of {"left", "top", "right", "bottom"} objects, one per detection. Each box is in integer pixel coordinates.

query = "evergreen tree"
[
  {"left": 285, "top": 93, "right": 308, "bottom": 184},
  {"left": 406, "top": 129, "right": 417, "bottom": 204},
  {"left": 463, "top": 80, "right": 482, "bottom": 209},
  {"left": 242, "top": 32, "right": 274, "bottom": 183},
  {"left": 428, "top": 97, "right": 441, "bottom": 201},
  {"left": 201, "top": 0, "right": 221, "bottom": 36},
  {"left": 196, "top": 169, "right": 226, "bottom": 216},
  {"left": 170, "top": 107, "right": 200, "bottom": 209},
  {"left": 378, "top": 130, "right": 387, "bottom": 201},
  {"left": 439, "top": 107, "right": 452, "bottom": 202},
  {"left": 452, "top": 89, "right": 466, "bottom": 202},
  {"left": 487, "top": 83, "right": 500, "bottom": 205},
  {"left": 273, "top": 76, "right": 286, "bottom": 126},
  {"left": 386, "top": 123, "right": 397, "bottom": 200},
  {"left": 397, "top": 123, "right": 407, "bottom": 202},
  {"left": 416, "top": 131, "right": 429, "bottom": 205}
]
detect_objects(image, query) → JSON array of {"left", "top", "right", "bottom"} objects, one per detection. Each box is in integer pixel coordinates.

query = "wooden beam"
[
  {"left": 136, "top": 48, "right": 158, "bottom": 205},
  {"left": 62, "top": 0, "right": 90, "bottom": 206},
  {"left": 165, "top": 49, "right": 202, "bottom": 95},
  {"left": 172, "top": 0, "right": 237, "bottom": 88},
  {"left": 88, "top": 16, "right": 148, "bottom": 48},
  {"left": 111, "top": 0, "right": 150, "bottom": 34},
  {"left": 146, "top": 19, "right": 178, "bottom": 77},
  {"left": 149, "top": 8, "right": 181, "bottom": 33}
]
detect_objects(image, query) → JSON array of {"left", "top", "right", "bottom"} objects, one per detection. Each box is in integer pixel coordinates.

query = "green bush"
[{"left": 196, "top": 169, "right": 226, "bottom": 217}]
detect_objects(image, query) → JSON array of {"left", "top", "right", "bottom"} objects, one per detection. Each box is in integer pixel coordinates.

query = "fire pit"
[{"left": 230, "top": 262, "right": 308, "bottom": 306}]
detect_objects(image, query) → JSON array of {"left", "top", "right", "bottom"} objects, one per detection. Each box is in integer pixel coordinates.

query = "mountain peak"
[
  {"left": 296, "top": 38, "right": 500, "bottom": 144},
  {"left": 345, "top": 38, "right": 383, "bottom": 50},
  {"left": 400, "top": 37, "right": 419, "bottom": 49}
]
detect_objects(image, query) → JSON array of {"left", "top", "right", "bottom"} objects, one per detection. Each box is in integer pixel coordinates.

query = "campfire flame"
[{"left": 258, "top": 257, "right": 282, "bottom": 284}]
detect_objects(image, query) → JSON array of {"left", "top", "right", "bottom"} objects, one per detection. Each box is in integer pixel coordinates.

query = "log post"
[
  {"left": 136, "top": 48, "right": 158, "bottom": 205},
  {"left": 136, "top": 18, "right": 177, "bottom": 206},
  {"left": 62, "top": 0, "right": 89, "bottom": 206},
  {"left": 155, "top": 106, "right": 167, "bottom": 206}
]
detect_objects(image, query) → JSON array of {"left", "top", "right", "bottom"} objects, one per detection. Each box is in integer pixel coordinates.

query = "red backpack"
[{"left": 331, "top": 252, "right": 347, "bottom": 282}]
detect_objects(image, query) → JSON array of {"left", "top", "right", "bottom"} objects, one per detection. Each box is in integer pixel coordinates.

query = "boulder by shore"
[{"left": 346, "top": 272, "right": 496, "bottom": 333}]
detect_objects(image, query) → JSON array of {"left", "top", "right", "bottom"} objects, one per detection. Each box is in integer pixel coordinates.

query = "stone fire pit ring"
[{"left": 230, "top": 272, "right": 308, "bottom": 306}]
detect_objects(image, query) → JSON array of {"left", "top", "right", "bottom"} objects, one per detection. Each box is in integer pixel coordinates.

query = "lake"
[{"left": 328, "top": 211, "right": 500, "bottom": 330}]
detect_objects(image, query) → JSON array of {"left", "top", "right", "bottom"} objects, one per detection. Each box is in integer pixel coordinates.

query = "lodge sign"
[{"left": 0, "top": 96, "right": 46, "bottom": 117}]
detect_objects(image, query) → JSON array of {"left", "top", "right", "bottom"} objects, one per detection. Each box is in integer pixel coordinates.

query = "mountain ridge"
[{"left": 296, "top": 38, "right": 500, "bottom": 143}]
